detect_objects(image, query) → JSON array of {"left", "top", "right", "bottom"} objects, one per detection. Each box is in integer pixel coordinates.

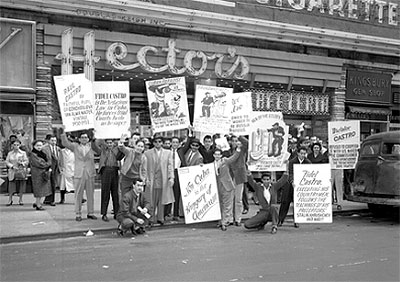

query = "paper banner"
[
  {"left": 178, "top": 163, "right": 221, "bottom": 224},
  {"left": 145, "top": 77, "right": 190, "bottom": 133},
  {"left": 93, "top": 81, "right": 130, "bottom": 139},
  {"left": 248, "top": 111, "right": 289, "bottom": 171},
  {"left": 229, "top": 91, "right": 252, "bottom": 135},
  {"left": 193, "top": 85, "right": 233, "bottom": 133},
  {"left": 293, "top": 163, "right": 332, "bottom": 223},
  {"left": 328, "top": 120, "right": 360, "bottom": 169},
  {"left": 54, "top": 74, "right": 94, "bottom": 131}
]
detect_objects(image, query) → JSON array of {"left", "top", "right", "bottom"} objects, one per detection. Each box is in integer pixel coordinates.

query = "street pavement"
[{"left": 0, "top": 189, "right": 368, "bottom": 243}]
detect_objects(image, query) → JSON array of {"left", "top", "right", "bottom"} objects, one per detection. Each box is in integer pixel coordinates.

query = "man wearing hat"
[
  {"left": 267, "top": 122, "right": 285, "bottom": 157},
  {"left": 144, "top": 135, "right": 174, "bottom": 226},
  {"left": 184, "top": 137, "right": 204, "bottom": 167}
]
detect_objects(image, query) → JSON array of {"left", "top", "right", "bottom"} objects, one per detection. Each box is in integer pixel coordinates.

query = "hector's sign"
[{"left": 346, "top": 70, "right": 392, "bottom": 104}]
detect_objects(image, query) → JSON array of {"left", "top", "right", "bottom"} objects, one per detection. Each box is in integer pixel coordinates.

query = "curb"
[{"left": 0, "top": 209, "right": 369, "bottom": 244}]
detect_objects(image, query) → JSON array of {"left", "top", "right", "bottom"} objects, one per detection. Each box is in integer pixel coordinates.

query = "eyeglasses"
[
  {"left": 154, "top": 140, "right": 163, "bottom": 144},
  {"left": 191, "top": 143, "right": 200, "bottom": 148}
]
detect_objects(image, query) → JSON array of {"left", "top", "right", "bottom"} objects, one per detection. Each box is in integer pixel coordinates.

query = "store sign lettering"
[
  {"left": 251, "top": 90, "right": 330, "bottom": 115},
  {"left": 106, "top": 39, "right": 250, "bottom": 79},
  {"left": 56, "top": 29, "right": 250, "bottom": 80},
  {"left": 256, "top": 0, "right": 398, "bottom": 25}
]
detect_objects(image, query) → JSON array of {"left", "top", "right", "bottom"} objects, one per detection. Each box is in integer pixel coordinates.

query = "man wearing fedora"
[{"left": 268, "top": 122, "right": 285, "bottom": 157}]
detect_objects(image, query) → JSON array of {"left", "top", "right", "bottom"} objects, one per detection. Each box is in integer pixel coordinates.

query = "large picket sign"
[
  {"left": 328, "top": 120, "right": 360, "bottom": 169},
  {"left": 229, "top": 91, "right": 252, "bottom": 135},
  {"left": 293, "top": 163, "right": 332, "bottom": 223},
  {"left": 178, "top": 163, "right": 221, "bottom": 224},
  {"left": 193, "top": 85, "right": 233, "bottom": 134},
  {"left": 93, "top": 81, "right": 130, "bottom": 138},
  {"left": 248, "top": 111, "right": 289, "bottom": 171},
  {"left": 145, "top": 77, "right": 190, "bottom": 133},
  {"left": 54, "top": 74, "right": 94, "bottom": 131}
]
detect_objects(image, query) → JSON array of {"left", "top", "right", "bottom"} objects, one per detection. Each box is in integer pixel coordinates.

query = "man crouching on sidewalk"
[
  {"left": 116, "top": 178, "right": 151, "bottom": 236},
  {"left": 244, "top": 170, "right": 288, "bottom": 234}
]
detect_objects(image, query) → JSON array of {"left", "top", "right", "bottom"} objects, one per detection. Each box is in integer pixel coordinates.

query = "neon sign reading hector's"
[{"left": 106, "top": 39, "right": 250, "bottom": 80}]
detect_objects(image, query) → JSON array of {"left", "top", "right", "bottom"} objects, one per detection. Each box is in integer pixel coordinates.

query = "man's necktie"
[
  {"left": 263, "top": 185, "right": 271, "bottom": 204},
  {"left": 173, "top": 149, "right": 176, "bottom": 169}
]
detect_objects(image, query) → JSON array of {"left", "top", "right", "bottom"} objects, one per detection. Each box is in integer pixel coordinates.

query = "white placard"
[
  {"left": 145, "top": 77, "right": 190, "bottom": 133},
  {"left": 178, "top": 163, "right": 221, "bottom": 224},
  {"left": 54, "top": 74, "right": 94, "bottom": 131},
  {"left": 93, "top": 81, "right": 130, "bottom": 139},
  {"left": 229, "top": 91, "right": 252, "bottom": 135},
  {"left": 248, "top": 111, "right": 289, "bottom": 171},
  {"left": 293, "top": 163, "right": 332, "bottom": 223},
  {"left": 193, "top": 85, "right": 233, "bottom": 133},
  {"left": 328, "top": 120, "right": 360, "bottom": 169}
]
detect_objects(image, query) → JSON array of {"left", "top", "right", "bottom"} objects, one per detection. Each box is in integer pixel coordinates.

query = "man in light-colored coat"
[
  {"left": 61, "top": 130, "right": 97, "bottom": 221},
  {"left": 144, "top": 135, "right": 174, "bottom": 225}
]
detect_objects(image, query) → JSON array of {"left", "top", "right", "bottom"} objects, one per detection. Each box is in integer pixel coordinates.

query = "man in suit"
[
  {"left": 213, "top": 147, "right": 241, "bottom": 231},
  {"left": 245, "top": 172, "right": 288, "bottom": 234},
  {"left": 43, "top": 135, "right": 61, "bottom": 206},
  {"left": 92, "top": 139, "right": 120, "bottom": 222},
  {"left": 144, "top": 135, "right": 174, "bottom": 226},
  {"left": 116, "top": 178, "right": 150, "bottom": 236},
  {"left": 278, "top": 146, "right": 312, "bottom": 228},
  {"left": 199, "top": 135, "right": 215, "bottom": 164},
  {"left": 184, "top": 137, "right": 203, "bottom": 167},
  {"left": 61, "top": 129, "right": 98, "bottom": 222}
]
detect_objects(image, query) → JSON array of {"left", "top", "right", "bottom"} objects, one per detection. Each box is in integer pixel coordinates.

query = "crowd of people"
[{"left": 3, "top": 126, "right": 343, "bottom": 237}]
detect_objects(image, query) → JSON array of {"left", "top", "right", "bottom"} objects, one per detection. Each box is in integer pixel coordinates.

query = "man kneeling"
[
  {"left": 116, "top": 178, "right": 151, "bottom": 236},
  {"left": 244, "top": 171, "right": 288, "bottom": 234}
]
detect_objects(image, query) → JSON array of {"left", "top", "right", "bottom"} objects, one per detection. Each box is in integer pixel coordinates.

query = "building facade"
[{"left": 1, "top": 0, "right": 399, "bottom": 149}]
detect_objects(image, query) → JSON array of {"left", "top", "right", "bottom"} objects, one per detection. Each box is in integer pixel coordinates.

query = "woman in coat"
[
  {"left": 5, "top": 139, "right": 29, "bottom": 206},
  {"left": 30, "top": 140, "right": 52, "bottom": 210},
  {"left": 307, "top": 142, "right": 328, "bottom": 164}
]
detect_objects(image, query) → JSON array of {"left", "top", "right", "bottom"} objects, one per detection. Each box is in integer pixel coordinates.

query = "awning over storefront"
[{"left": 348, "top": 106, "right": 391, "bottom": 115}]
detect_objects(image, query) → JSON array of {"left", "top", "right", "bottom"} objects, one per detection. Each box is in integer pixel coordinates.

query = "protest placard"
[
  {"left": 145, "top": 77, "right": 190, "bottom": 133},
  {"left": 178, "top": 163, "right": 221, "bottom": 224},
  {"left": 293, "top": 163, "right": 332, "bottom": 223},
  {"left": 229, "top": 91, "right": 252, "bottom": 135},
  {"left": 248, "top": 111, "right": 289, "bottom": 171},
  {"left": 93, "top": 81, "right": 130, "bottom": 139},
  {"left": 54, "top": 74, "right": 94, "bottom": 131},
  {"left": 193, "top": 85, "right": 233, "bottom": 133},
  {"left": 328, "top": 120, "right": 360, "bottom": 169}
]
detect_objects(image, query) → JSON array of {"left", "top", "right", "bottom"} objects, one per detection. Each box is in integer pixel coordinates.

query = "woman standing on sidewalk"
[
  {"left": 30, "top": 140, "right": 52, "bottom": 210},
  {"left": 5, "top": 139, "right": 29, "bottom": 206}
]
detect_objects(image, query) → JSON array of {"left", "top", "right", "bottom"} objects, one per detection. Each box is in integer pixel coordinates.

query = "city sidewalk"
[{"left": 0, "top": 190, "right": 368, "bottom": 243}]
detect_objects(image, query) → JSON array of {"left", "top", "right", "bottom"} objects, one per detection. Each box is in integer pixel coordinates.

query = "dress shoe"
[
  {"left": 117, "top": 225, "right": 124, "bottom": 237},
  {"left": 36, "top": 206, "right": 45, "bottom": 211},
  {"left": 294, "top": 223, "right": 300, "bottom": 228},
  {"left": 242, "top": 209, "right": 248, "bottom": 215},
  {"left": 75, "top": 216, "right": 82, "bottom": 222},
  {"left": 234, "top": 221, "right": 241, "bottom": 226},
  {"left": 277, "top": 221, "right": 283, "bottom": 227},
  {"left": 102, "top": 215, "right": 109, "bottom": 222},
  {"left": 221, "top": 225, "right": 227, "bottom": 231},
  {"left": 271, "top": 226, "right": 278, "bottom": 234},
  {"left": 18, "top": 200, "right": 24, "bottom": 206},
  {"left": 33, "top": 203, "right": 37, "bottom": 208},
  {"left": 157, "top": 220, "right": 164, "bottom": 226},
  {"left": 50, "top": 202, "right": 56, "bottom": 206},
  {"left": 136, "top": 227, "right": 145, "bottom": 234},
  {"left": 87, "top": 215, "right": 97, "bottom": 220},
  {"left": 172, "top": 216, "right": 179, "bottom": 221},
  {"left": 6, "top": 201, "right": 13, "bottom": 206},
  {"left": 130, "top": 227, "right": 138, "bottom": 236}
]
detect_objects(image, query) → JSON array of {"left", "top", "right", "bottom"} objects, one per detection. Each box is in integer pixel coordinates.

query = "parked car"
[{"left": 344, "top": 131, "right": 400, "bottom": 215}]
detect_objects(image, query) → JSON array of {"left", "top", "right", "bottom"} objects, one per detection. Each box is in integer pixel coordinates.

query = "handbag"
[
  {"left": 42, "top": 171, "right": 50, "bottom": 182},
  {"left": 14, "top": 166, "right": 27, "bottom": 180}
]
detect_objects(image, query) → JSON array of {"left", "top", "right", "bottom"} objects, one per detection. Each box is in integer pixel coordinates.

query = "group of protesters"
[{"left": 3, "top": 125, "right": 342, "bottom": 237}]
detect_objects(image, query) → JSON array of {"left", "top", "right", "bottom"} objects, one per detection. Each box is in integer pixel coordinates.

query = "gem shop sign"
[{"left": 293, "top": 163, "right": 332, "bottom": 223}]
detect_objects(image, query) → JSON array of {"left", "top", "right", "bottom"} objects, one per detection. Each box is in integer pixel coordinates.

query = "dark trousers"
[
  {"left": 278, "top": 182, "right": 293, "bottom": 223},
  {"left": 44, "top": 172, "right": 57, "bottom": 203},
  {"left": 100, "top": 167, "right": 119, "bottom": 216},
  {"left": 242, "top": 183, "right": 249, "bottom": 211},
  {"left": 244, "top": 207, "right": 278, "bottom": 229},
  {"left": 172, "top": 169, "right": 182, "bottom": 217}
]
